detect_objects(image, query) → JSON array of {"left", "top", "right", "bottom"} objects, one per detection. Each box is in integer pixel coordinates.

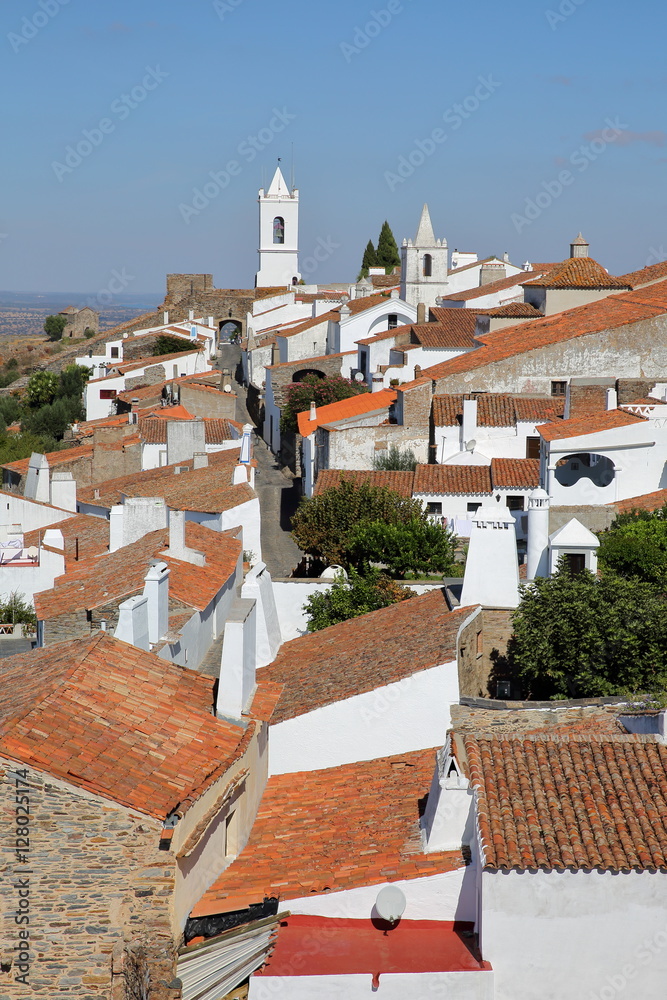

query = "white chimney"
[
  {"left": 421, "top": 741, "right": 474, "bottom": 853},
  {"left": 114, "top": 594, "right": 150, "bottom": 651},
  {"left": 49, "top": 471, "right": 77, "bottom": 513},
  {"left": 109, "top": 505, "right": 124, "bottom": 553},
  {"left": 193, "top": 452, "right": 208, "bottom": 469},
  {"left": 208, "top": 315, "right": 214, "bottom": 329},
  {"left": 526, "top": 489, "right": 551, "bottom": 581},
  {"left": 163, "top": 310, "right": 169, "bottom": 325},
  {"left": 606, "top": 387, "right": 618, "bottom": 410},
  {"left": 461, "top": 398, "right": 478, "bottom": 451},
  {"left": 371, "top": 370, "right": 384, "bottom": 392},
  {"left": 309, "top": 401, "right": 317, "bottom": 420},
  {"left": 189, "top": 309, "right": 195, "bottom": 321},
  {"left": 163, "top": 509, "right": 205, "bottom": 567},
  {"left": 143, "top": 561, "right": 169, "bottom": 646},
  {"left": 24, "top": 453, "right": 50, "bottom": 503},
  {"left": 460, "top": 497, "right": 520, "bottom": 609},
  {"left": 217, "top": 598, "right": 257, "bottom": 720}
]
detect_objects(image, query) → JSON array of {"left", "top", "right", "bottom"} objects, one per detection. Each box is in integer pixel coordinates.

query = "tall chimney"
[
  {"left": 461, "top": 398, "right": 478, "bottom": 450},
  {"left": 416, "top": 302, "right": 427, "bottom": 324},
  {"left": 309, "top": 401, "right": 317, "bottom": 420},
  {"left": 143, "top": 561, "right": 169, "bottom": 646},
  {"left": 526, "top": 489, "right": 551, "bottom": 581}
]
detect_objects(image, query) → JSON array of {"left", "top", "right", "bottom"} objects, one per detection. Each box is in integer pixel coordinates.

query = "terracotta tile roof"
[
  {"left": 432, "top": 393, "right": 564, "bottom": 428},
  {"left": 24, "top": 513, "right": 109, "bottom": 565},
  {"left": 522, "top": 257, "right": 632, "bottom": 290},
  {"left": 413, "top": 465, "right": 491, "bottom": 495},
  {"left": 481, "top": 302, "right": 543, "bottom": 318},
  {"left": 139, "top": 417, "right": 241, "bottom": 445},
  {"left": 337, "top": 292, "right": 391, "bottom": 316},
  {"left": 267, "top": 350, "right": 355, "bottom": 370},
  {"left": 447, "top": 256, "right": 495, "bottom": 275},
  {"left": 370, "top": 274, "right": 401, "bottom": 288},
  {"left": 34, "top": 523, "right": 242, "bottom": 620},
  {"left": 0, "top": 632, "right": 252, "bottom": 819},
  {"left": 191, "top": 747, "right": 466, "bottom": 915},
  {"left": 619, "top": 259, "right": 667, "bottom": 288},
  {"left": 297, "top": 389, "right": 392, "bottom": 437},
  {"left": 77, "top": 447, "right": 244, "bottom": 509},
  {"left": 355, "top": 324, "right": 413, "bottom": 346},
  {"left": 538, "top": 408, "right": 644, "bottom": 442},
  {"left": 262, "top": 595, "right": 473, "bottom": 725},
  {"left": 464, "top": 734, "right": 667, "bottom": 871},
  {"left": 421, "top": 282, "right": 667, "bottom": 383},
  {"left": 274, "top": 310, "right": 337, "bottom": 339},
  {"left": 490, "top": 458, "right": 540, "bottom": 490},
  {"left": 436, "top": 267, "right": 555, "bottom": 303},
  {"left": 2, "top": 444, "right": 93, "bottom": 477},
  {"left": 89, "top": 349, "right": 203, "bottom": 382},
  {"left": 411, "top": 316, "right": 478, "bottom": 349},
  {"left": 313, "top": 468, "right": 415, "bottom": 498},
  {"left": 614, "top": 488, "right": 667, "bottom": 513}
]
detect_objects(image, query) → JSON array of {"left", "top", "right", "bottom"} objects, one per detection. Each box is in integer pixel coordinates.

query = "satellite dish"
[
  {"left": 223, "top": 385, "right": 232, "bottom": 393},
  {"left": 354, "top": 371, "right": 365, "bottom": 382},
  {"left": 466, "top": 439, "right": 477, "bottom": 452},
  {"left": 375, "top": 885, "right": 406, "bottom": 924}
]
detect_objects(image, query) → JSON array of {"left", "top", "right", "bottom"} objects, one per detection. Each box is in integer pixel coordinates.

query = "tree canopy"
[
  {"left": 372, "top": 445, "right": 417, "bottom": 472},
  {"left": 598, "top": 504, "right": 667, "bottom": 589},
  {"left": 280, "top": 374, "right": 367, "bottom": 434},
  {"left": 357, "top": 239, "right": 378, "bottom": 280},
  {"left": 376, "top": 220, "right": 401, "bottom": 272},
  {"left": 44, "top": 314, "right": 67, "bottom": 341},
  {"left": 155, "top": 334, "right": 194, "bottom": 356},
  {"left": 292, "top": 477, "right": 457, "bottom": 576},
  {"left": 505, "top": 562, "right": 667, "bottom": 700},
  {"left": 303, "top": 568, "right": 414, "bottom": 632}
]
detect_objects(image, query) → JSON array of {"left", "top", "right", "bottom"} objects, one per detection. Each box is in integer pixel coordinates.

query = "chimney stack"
[
  {"left": 114, "top": 595, "right": 150, "bottom": 651},
  {"left": 461, "top": 398, "right": 478, "bottom": 451},
  {"left": 416, "top": 302, "right": 427, "bottom": 324},
  {"left": 570, "top": 232, "right": 589, "bottom": 258},
  {"left": 143, "top": 561, "right": 170, "bottom": 646},
  {"left": 309, "top": 401, "right": 317, "bottom": 420},
  {"left": 460, "top": 497, "right": 520, "bottom": 608},
  {"left": 163, "top": 510, "right": 205, "bottom": 567}
]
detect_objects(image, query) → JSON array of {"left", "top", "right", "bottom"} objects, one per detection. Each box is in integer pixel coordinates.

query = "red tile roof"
[
  {"left": 0, "top": 632, "right": 253, "bottom": 819},
  {"left": 413, "top": 465, "right": 490, "bottom": 495},
  {"left": 522, "top": 257, "right": 632, "bottom": 290},
  {"left": 2, "top": 444, "right": 94, "bottom": 477},
  {"left": 464, "top": 734, "right": 667, "bottom": 871},
  {"left": 421, "top": 281, "right": 667, "bottom": 384},
  {"left": 619, "top": 259, "right": 667, "bottom": 288},
  {"left": 261, "top": 595, "right": 473, "bottom": 724},
  {"left": 491, "top": 458, "right": 540, "bottom": 490},
  {"left": 139, "top": 417, "right": 241, "bottom": 445},
  {"left": 411, "top": 315, "right": 478, "bottom": 349},
  {"left": 35, "top": 522, "right": 241, "bottom": 620},
  {"left": 614, "top": 489, "right": 667, "bottom": 513},
  {"left": 432, "top": 393, "right": 564, "bottom": 428},
  {"left": 24, "top": 513, "right": 109, "bottom": 565},
  {"left": 297, "top": 389, "right": 392, "bottom": 437},
  {"left": 313, "top": 469, "right": 415, "bottom": 498},
  {"left": 436, "top": 267, "right": 554, "bottom": 303},
  {"left": 538, "top": 408, "right": 644, "bottom": 442},
  {"left": 481, "top": 302, "right": 542, "bottom": 318},
  {"left": 89, "top": 349, "right": 203, "bottom": 382},
  {"left": 191, "top": 747, "right": 466, "bottom": 915}
]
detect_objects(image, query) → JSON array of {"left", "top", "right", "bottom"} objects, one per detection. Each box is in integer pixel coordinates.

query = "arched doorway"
[
  {"left": 291, "top": 368, "right": 326, "bottom": 383},
  {"left": 219, "top": 319, "right": 243, "bottom": 346}
]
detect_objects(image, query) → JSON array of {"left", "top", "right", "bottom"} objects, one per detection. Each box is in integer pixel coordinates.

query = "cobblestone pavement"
[{"left": 229, "top": 362, "right": 303, "bottom": 579}]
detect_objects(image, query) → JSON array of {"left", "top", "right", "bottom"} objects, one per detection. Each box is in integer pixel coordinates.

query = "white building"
[
  {"left": 255, "top": 165, "right": 300, "bottom": 288},
  {"left": 400, "top": 204, "right": 450, "bottom": 308}
]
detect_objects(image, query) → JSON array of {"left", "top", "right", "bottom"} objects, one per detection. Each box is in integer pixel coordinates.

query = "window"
[
  {"left": 565, "top": 553, "right": 586, "bottom": 575},
  {"left": 423, "top": 254, "right": 432, "bottom": 277},
  {"left": 551, "top": 380, "right": 567, "bottom": 397},
  {"left": 507, "top": 496, "right": 525, "bottom": 511},
  {"left": 225, "top": 809, "right": 240, "bottom": 858},
  {"left": 99, "top": 389, "right": 117, "bottom": 400},
  {"left": 273, "top": 216, "right": 285, "bottom": 244},
  {"left": 426, "top": 502, "right": 442, "bottom": 515},
  {"left": 110, "top": 346, "right": 119, "bottom": 359},
  {"left": 526, "top": 436, "right": 540, "bottom": 459},
  {"left": 359, "top": 350, "right": 368, "bottom": 375},
  {"left": 496, "top": 679, "right": 511, "bottom": 699},
  {"left": 476, "top": 630, "right": 483, "bottom": 656},
  {"left": 467, "top": 502, "right": 482, "bottom": 514},
  {"left": 388, "top": 313, "right": 398, "bottom": 330}
]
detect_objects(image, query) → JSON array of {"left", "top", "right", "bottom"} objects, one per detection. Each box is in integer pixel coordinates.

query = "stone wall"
[
  {"left": 457, "top": 607, "right": 513, "bottom": 699},
  {"left": 0, "top": 761, "right": 181, "bottom": 999},
  {"left": 42, "top": 597, "right": 193, "bottom": 646},
  {"left": 179, "top": 385, "right": 236, "bottom": 421},
  {"left": 549, "top": 504, "right": 616, "bottom": 535},
  {"left": 125, "top": 364, "right": 167, "bottom": 391}
]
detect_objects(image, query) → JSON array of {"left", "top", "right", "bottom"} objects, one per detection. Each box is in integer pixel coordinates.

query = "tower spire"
[{"left": 414, "top": 203, "right": 436, "bottom": 246}]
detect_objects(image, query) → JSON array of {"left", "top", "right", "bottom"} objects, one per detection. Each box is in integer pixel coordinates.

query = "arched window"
[
  {"left": 423, "top": 254, "right": 432, "bottom": 277},
  {"left": 273, "top": 217, "right": 285, "bottom": 244}
]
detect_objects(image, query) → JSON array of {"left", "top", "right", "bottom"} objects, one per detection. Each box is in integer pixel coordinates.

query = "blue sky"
[{"left": 1, "top": 0, "right": 666, "bottom": 294}]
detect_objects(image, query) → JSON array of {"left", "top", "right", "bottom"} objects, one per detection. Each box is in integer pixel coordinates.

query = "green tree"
[
  {"left": 376, "top": 220, "right": 401, "bottom": 273},
  {"left": 598, "top": 505, "right": 667, "bottom": 589},
  {"left": 0, "top": 431, "right": 62, "bottom": 465},
  {"left": 349, "top": 518, "right": 457, "bottom": 578},
  {"left": 84, "top": 327, "right": 96, "bottom": 339},
  {"left": 59, "top": 363, "right": 91, "bottom": 399},
  {"left": 43, "top": 314, "right": 67, "bottom": 341},
  {"left": 155, "top": 334, "right": 194, "bottom": 355},
  {"left": 0, "top": 591, "right": 37, "bottom": 632},
  {"left": 293, "top": 477, "right": 434, "bottom": 570},
  {"left": 505, "top": 563, "right": 667, "bottom": 700},
  {"left": 26, "top": 371, "right": 58, "bottom": 408},
  {"left": 281, "top": 374, "right": 368, "bottom": 434},
  {"left": 303, "top": 567, "right": 414, "bottom": 631},
  {"left": 357, "top": 239, "right": 378, "bottom": 280},
  {"left": 372, "top": 445, "right": 417, "bottom": 472}
]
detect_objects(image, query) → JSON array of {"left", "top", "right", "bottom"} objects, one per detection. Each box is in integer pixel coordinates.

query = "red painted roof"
[
  {"left": 297, "top": 389, "right": 392, "bottom": 437},
  {"left": 256, "top": 916, "right": 488, "bottom": 977},
  {"left": 0, "top": 632, "right": 254, "bottom": 819},
  {"left": 191, "top": 747, "right": 466, "bottom": 916},
  {"left": 465, "top": 734, "right": 667, "bottom": 871},
  {"left": 538, "top": 408, "right": 644, "bottom": 442}
]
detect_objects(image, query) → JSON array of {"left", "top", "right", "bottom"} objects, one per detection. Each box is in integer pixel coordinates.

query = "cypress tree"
[
  {"left": 357, "top": 239, "right": 378, "bottom": 280},
  {"left": 376, "top": 220, "right": 401, "bottom": 273}
]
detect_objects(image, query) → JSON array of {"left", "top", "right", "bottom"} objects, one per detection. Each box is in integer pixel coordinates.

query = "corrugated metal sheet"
[{"left": 178, "top": 912, "right": 287, "bottom": 1000}]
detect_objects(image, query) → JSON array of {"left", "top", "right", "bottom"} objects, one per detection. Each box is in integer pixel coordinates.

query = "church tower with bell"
[
  {"left": 400, "top": 204, "right": 449, "bottom": 308},
  {"left": 255, "top": 163, "right": 301, "bottom": 288}
]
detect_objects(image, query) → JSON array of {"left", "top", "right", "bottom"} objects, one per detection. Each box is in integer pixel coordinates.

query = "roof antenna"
[{"left": 290, "top": 142, "right": 295, "bottom": 192}]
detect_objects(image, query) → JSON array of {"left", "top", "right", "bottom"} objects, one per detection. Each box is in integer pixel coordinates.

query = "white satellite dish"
[
  {"left": 375, "top": 885, "right": 406, "bottom": 924},
  {"left": 466, "top": 438, "right": 477, "bottom": 452},
  {"left": 354, "top": 371, "right": 365, "bottom": 382}
]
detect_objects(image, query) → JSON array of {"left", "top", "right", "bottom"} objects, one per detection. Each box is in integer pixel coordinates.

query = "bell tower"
[
  {"left": 255, "top": 163, "right": 301, "bottom": 288},
  {"left": 400, "top": 204, "right": 449, "bottom": 308}
]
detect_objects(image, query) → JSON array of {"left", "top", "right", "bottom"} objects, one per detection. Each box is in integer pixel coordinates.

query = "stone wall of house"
[
  {"left": 549, "top": 504, "right": 616, "bottom": 535},
  {"left": 457, "top": 608, "right": 513, "bottom": 699},
  {"left": 125, "top": 364, "right": 167, "bottom": 391},
  {"left": 0, "top": 761, "right": 181, "bottom": 999},
  {"left": 63, "top": 307, "right": 100, "bottom": 339},
  {"left": 567, "top": 381, "right": 612, "bottom": 419},
  {"left": 90, "top": 439, "right": 141, "bottom": 487},
  {"left": 616, "top": 377, "right": 657, "bottom": 404},
  {"left": 179, "top": 385, "right": 236, "bottom": 421},
  {"left": 42, "top": 597, "right": 193, "bottom": 645}
]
